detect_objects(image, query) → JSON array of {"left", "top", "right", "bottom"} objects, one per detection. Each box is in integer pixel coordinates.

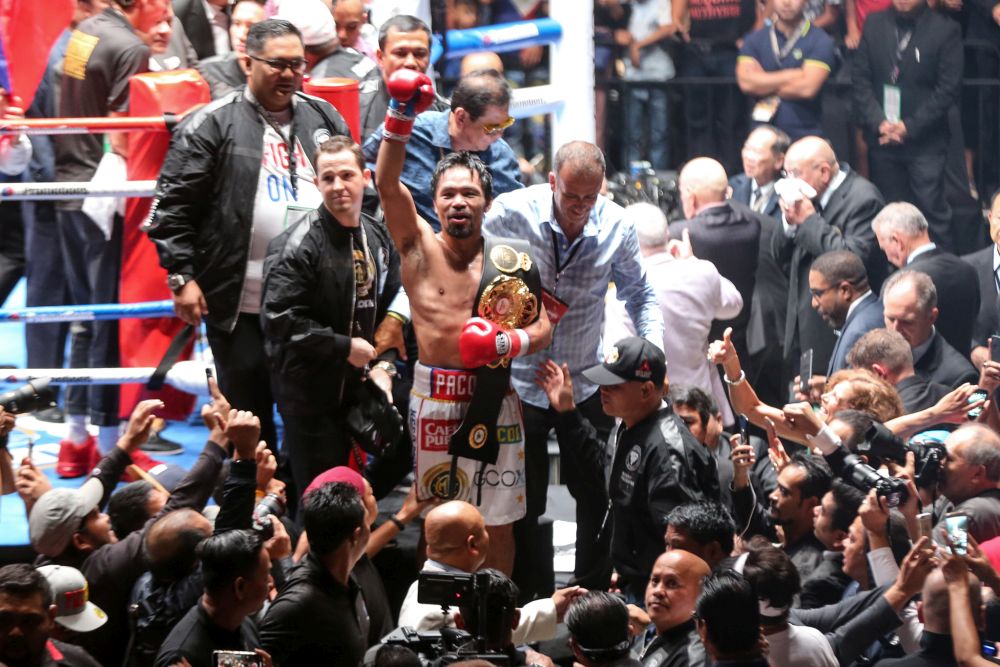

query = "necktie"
[
  {"left": 993, "top": 266, "right": 999, "bottom": 294},
  {"left": 752, "top": 187, "right": 767, "bottom": 213}
]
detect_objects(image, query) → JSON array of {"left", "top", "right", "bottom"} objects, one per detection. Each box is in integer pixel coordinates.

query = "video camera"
[
  {"left": 0, "top": 379, "right": 55, "bottom": 415},
  {"left": 370, "top": 572, "right": 512, "bottom": 666}
]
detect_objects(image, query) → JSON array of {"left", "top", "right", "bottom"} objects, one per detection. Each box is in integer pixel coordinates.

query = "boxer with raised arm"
[{"left": 375, "top": 70, "right": 552, "bottom": 573}]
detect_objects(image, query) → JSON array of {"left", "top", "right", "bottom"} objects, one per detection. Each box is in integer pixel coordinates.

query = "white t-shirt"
[
  {"left": 240, "top": 118, "right": 321, "bottom": 313},
  {"left": 767, "top": 624, "right": 838, "bottom": 667}
]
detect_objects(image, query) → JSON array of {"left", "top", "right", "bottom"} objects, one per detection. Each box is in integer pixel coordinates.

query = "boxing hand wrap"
[
  {"left": 384, "top": 70, "right": 435, "bottom": 144},
  {"left": 459, "top": 317, "right": 529, "bottom": 368}
]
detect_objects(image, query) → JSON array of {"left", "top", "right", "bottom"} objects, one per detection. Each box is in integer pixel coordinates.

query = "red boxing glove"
[
  {"left": 384, "top": 69, "right": 435, "bottom": 143},
  {"left": 459, "top": 317, "right": 529, "bottom": 368}
]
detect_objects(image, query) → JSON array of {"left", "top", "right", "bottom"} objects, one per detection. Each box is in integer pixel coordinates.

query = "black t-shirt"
[
  {"left": 154, "top": 602, "right": 261, "bottom": 667},
  {"left": 54, "top": 8, "right": 149, "bottom": 198},
  {"left": 350, "top": 226, "right": 377, "bottom": 343},
  {"left": 688, "top": 0, "right": 757, "bottom": 45}
]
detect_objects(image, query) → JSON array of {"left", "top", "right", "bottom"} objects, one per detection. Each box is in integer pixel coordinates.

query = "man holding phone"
[{"left": 937, "top": 424, "right": 1000, "bottom": 544}]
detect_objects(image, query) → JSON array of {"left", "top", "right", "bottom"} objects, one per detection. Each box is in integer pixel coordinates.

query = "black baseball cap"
[{"left": 583, "top": 337, "right": 666, "bottom": 386}]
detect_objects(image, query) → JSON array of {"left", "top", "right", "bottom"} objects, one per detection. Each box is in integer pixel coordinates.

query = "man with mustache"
[{"left": 150, "top": 19, "right": 352, "bottom": 470}]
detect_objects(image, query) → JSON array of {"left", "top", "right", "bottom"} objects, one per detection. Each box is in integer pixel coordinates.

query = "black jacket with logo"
[
  {"left": 556, "top": 404, "right": 720, "bottom": 584},
  {"left": 147, "top": 88, "right": 351, "bottom": 333},
  {"left": 261, "top": 206, "right": 400, "bottom": 416}
]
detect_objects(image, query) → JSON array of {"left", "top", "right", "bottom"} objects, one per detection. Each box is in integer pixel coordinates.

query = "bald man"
[
  {"left": 669, "top": 157, "right": 761, "bottom": 366},
  {"left": 460, "top": 52, "right": 505, "bottom": 78},
  {"left": 772, "top": 136, "right": 885, "bottom": 379},
  {"left": 639, "top": 551, "right": 712, "bottom": 666},
  {"left": 333, "top": 0, "right": 377, "bottom": 61},
  {"left": 397, "top": 501, "right": 584, "bottom": 644}
]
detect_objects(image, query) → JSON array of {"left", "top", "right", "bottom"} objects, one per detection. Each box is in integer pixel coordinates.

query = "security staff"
[{"left": 537, "top": 337, "right": 720, "bottom": 603}]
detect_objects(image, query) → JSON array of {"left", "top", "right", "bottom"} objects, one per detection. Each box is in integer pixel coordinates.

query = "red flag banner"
[{"left": 0, "top": 0, "right": 74, "bottom": 107}]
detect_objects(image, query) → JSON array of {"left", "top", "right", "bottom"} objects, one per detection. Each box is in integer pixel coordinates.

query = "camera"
[
  {"left": 823, "top": 446, "right": 909, "bottom": 508},
  {"left": 251, "top": 493, "right": 285, "bottom": 540},
  {"left": 857, "top": 422, "right": 946, "bottom": 490},
  {"left": 0, "top": 379, "right": 55, "bottom": 414}
]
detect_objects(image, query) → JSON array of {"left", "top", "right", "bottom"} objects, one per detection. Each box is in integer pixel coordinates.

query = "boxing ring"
[{"left": 0, "top": 8, "right": 594, "bottom": 414}]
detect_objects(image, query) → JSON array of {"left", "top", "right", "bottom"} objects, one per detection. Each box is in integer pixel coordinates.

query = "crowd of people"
[{"left": 0, "top": 0, "right": 999, "bottom": 665}]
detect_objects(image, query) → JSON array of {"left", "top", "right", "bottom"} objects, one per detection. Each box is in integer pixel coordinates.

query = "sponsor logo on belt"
[
  {"left": 473, "top": 468, "right": 526, "bottom": 488},
  {"left": 420, "top": 419, "right": 459, "bottom": 452},
  {"left": 431, "top": 370, "right": 477, "bottom": 401}
]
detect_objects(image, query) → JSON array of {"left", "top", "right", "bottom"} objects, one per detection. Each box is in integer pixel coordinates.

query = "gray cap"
[
  {"left": 29, "top": 478, "right": 103, "bottom": 557},
  {"left": 36, "top": 564, "right": 107, "bottom": 632}
]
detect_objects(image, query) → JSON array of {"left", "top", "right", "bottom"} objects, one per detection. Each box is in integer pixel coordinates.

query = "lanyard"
[
  {"left": 550, "top": 226, "right": 582, "bottom": 289},
  {"left": 769, "top": 20, "right": 807, "bottom": 64},
  {"left": 891, "top": 26, "right": 913, "bottom": 84},
  {"left": 255, "top": 100, "right": 299, "bottom": 198}
]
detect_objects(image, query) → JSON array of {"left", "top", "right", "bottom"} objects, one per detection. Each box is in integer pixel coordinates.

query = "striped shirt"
[{"left": 484, "top": 184, "right": 664, "bottom": 408}]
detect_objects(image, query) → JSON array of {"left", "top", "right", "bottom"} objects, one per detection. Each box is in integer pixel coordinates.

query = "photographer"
[
  {"left": 398, "top": 501, "right": 583, "bottom": 645},
  {"left": 452, "top": 569, "right": 555, "bottom": 666},
  {"left": 935, "top": 424, "right": 1000, "bottom": 543}
]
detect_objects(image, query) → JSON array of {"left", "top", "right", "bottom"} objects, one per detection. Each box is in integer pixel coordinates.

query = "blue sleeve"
[
  {"left": 738, "top": 29, "right": 763, "bottom": 62},
  {"left": 488, "top": 140, "right": 524, "bottom": 196},
  {"left": 611, "top": 221, "right": 664, "bottom": 348},
  {"left": 362, "top": 123, "right": 384, "bottom": 169},
  {"left": 804, "top": 30, "right": 836, "bottom": 71}
]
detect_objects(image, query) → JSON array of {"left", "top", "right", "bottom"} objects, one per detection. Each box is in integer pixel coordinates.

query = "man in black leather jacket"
[
  {"left": 261, "top": 136, "right": 401, "bottom": 497},
  {"left": 148, "top": 19, "right": 351, "bottom": 456}
]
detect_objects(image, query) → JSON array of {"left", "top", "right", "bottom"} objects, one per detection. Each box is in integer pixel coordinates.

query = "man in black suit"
[
  {"left": 772, "top": 136, "right": 887, "bottom": 380},
  {"left": 846, "top": 328, "right": 952, "bottom": 413},
  {"left": 852, "top": 0, "right": 963, "bottom": 252},
  {"left": 730, "top": 126, "right": 791, "bottom": 409},
  {"left": 670, "top": 157, "right": 761, "bottom": 363},
  {"left": 809, "top": 250, "right": 884, "bottom": 381},
  {"left": 872, "top": 202, "right": 979, "bottom": 356},
  {"left": 962, "top": 191, "right": 1000, "bottom": 369},
  {"left": 730, "top": 125, "right": 790, "bottom": 222},
  {"left": 174, "top": 0, "right": 230, "bottom": 61},
  {"left": 881, "top": 270, "right": 978, "bottom": 388}
]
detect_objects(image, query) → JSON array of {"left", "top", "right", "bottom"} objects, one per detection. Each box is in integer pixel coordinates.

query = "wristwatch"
[
  {"left": 371, "top": 360, "right": 397, "bottom": 378},
  {"left": 167, "top": 273, "right": 193, "bottom": 294}
]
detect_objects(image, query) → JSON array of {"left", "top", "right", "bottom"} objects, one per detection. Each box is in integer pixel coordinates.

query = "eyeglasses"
[
  {"left": 809, "top": 285, "right": 836, "bottom": 299},
  {"left": 249, "top": 55, "right": 308, "bottom": 74},
  {"left": 482, "top": 116, "right": 515, "bottom": 136}
]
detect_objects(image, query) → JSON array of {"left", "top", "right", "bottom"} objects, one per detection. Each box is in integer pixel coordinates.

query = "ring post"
[
  {"left": 549, "top": 1, "right": 596, "bottom": 155},
  {"left": 120, "top": 70, "right": 209, "bottom": 421}
]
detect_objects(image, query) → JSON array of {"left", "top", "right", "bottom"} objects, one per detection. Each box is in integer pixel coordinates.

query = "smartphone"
[
  {"left": 944, "top": 512, "right": 969, "bottom": 555},
  {"left": 737, "top": 414, "right": 749, "bottom": 447},
  {"left": 212, "top": 651, "right": 263, "bottom": 667},
  {"left": 983, "top": 642, "right": 998, "bottom": 658},
  {"left": 799, "top": 349, "right": 814, "bottom": 395},
  {"left": 205, "top": 367, "right": 214, "bottom": 394},
  {"left": 991, "top": 335, "right": 1000, "bottom": 362},
  {"left": 968, "top": 388, "right": 989, "bottom": 420},
  {"left": 917, "top": 512, "right": 933, "bottom": 541}
]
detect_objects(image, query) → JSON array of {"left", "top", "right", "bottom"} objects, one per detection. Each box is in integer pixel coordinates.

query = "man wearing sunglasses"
[
  {"left": 362, "top": 68, "right": 523, "bottom": 233},
  {"left": 149, "top": 19, "right": 352, "bottom": 468}
]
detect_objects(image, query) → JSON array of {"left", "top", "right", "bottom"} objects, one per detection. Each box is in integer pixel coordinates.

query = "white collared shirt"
[
  {"left": 202, "top": 0, "right": 231, "bottom": 56},
  {"left": 906, "top": 242, "right": 936, "bottom": 264},
  {"left": 912, "top": 327, "right": 937, "bottom": 364}
]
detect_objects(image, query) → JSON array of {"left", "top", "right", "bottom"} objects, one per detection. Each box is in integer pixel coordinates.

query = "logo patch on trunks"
[
  {"left": 420, "top": 419, "right": 458, "bottom": 451},
  {"left": 423, "top": 462, "right": 468, "bottom": 500},
  {"left": 469, "top": 424, "right": 488, "bottom": 449},
  {"left": 496, "top": 424, "right": 522, "bottom": 444}
]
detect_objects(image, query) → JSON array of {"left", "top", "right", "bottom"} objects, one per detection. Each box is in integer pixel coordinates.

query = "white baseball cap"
[{"left": 36, "top": 565, "right": 107, "bottom": 633}]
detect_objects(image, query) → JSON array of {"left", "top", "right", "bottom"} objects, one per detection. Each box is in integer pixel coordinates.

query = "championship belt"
[{"left": 444, "top": 237, "right": 541, "bottom": 500}]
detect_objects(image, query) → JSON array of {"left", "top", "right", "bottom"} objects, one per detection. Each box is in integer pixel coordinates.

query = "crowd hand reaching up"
[
  {"left": 942, "top": 534, "right": 1000, "bottom": 593},
  {"left": 117, "top": 399, "right": 164, "bottom": 453},
  {"left": 263, "top": 514, "right": 292, "bottom": 561},
  {"left": 885, "top": 536, "right": 937, "bottom": 610},
  {"left": 396, "top": 484, "right": 437, "bottom": 524},
  {"left": 781, "top": 401, "right": 825, "bottom": 439},
  {"left": 667, "top": 227, "right": 694, "bottom": 259},
  {"left": 730, "top": 433, "right": 756, "bottom": 492},
  {"left": 225, "top": 409, "right": 261, "bottom": 460},
  {"left": 707, "top": 327, "right": 738, "bottom": 367},
  {"left": 255, "top": 442, "right": 277, "bottom": 493},
  {"left": 0, "top": 407, "right": 14, "bottom": 439},
  {"left": 15, "top": 458, "right": 51, "bottom": 515},
  {"left": 764, "top": 417, "right": 790, "bottom": 473},
  {"left": 930, "top": 383, "right": 985, "bottom": 425},
  {"left": 201, "top": 375, "right": 232, "bottom": 446},
  {"left": 535, "top": 360, "right": 576, "bottom": 413},
  {"left": 551, "top": 586, "right": 587, "bottom": 622}
]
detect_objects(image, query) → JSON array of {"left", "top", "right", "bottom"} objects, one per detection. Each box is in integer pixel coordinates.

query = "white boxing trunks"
[{"left": 411, "top": 362, "right": 527, "bottom": 525}]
